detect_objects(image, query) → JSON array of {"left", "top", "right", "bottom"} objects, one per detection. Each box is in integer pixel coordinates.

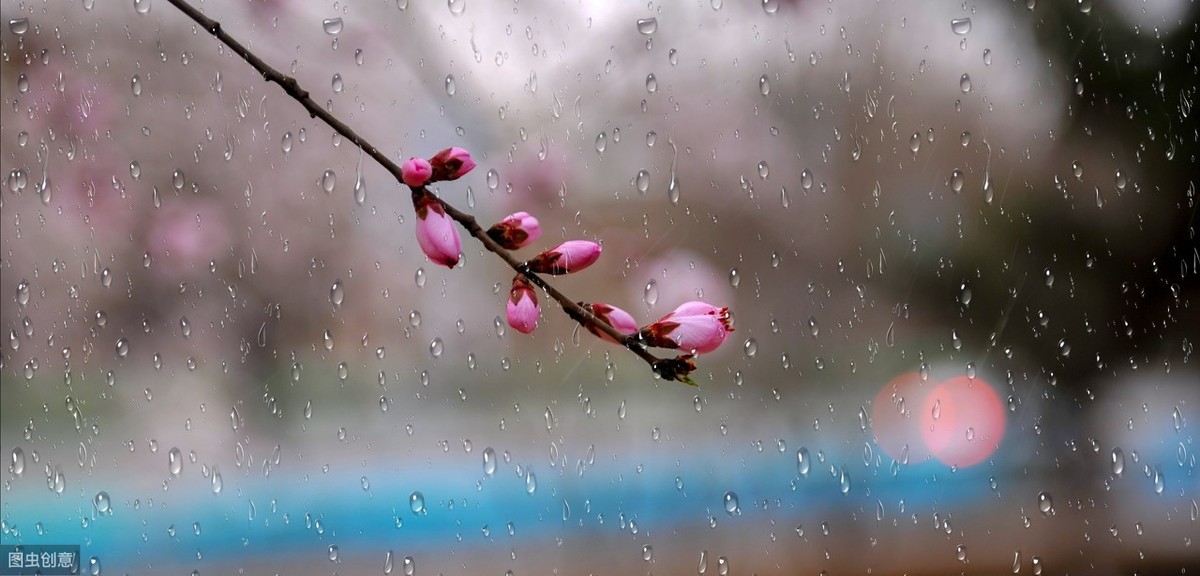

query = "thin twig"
[{"left": 164, "top": 0, "right": 694, "bottom": 382}]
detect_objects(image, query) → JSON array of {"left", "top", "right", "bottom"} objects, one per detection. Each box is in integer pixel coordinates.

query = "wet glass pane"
[{"left": 1, "top": 1, "right": 1197, "bottom": 574}]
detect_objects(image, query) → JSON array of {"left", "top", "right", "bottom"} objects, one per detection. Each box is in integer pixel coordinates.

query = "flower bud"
[
  {"left": 506, "top": 276, "right": 539, "bottom": 334},
  {"left": 582, "top": 303, "right": 639, "bottom": 343},
  {"left": 638, "top": 301, "right": 733, "bottom": 354},
  {"left": 412, "top": 192, "right": 461, "bottom": 268},
  {"left": 525, "top": 240, "right": 602, "bottom": 275},
  {"left": 428, "top": 147, "right": 477, "bottom": 181},
  {"left": 401, "top": 157, "right": 433, "bottom": 187},
  {"left": 486, "top": 211, "right": 542, "bottom": 250}
]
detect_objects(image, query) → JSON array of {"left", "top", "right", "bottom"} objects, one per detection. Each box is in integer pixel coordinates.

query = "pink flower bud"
[
  {"left": 506, "top": 276, "right": 539, "bottom": 334},
  {"left": 429, "top": 147, "right": 477, "bottom": 181},
  {"left": 639, "top": 301, "right": 734, "bottom": 354},
  {"left": 413, "top": 193, "right": 461, "bottom": 268},
  {"left": 401, "top": 157, "right": 433, "bottom": 187},
  {"left": 486, "top": 211, "right": 542, "bottom": 250},
  {"left": 583, "top": 303, "right": 639, "bottom": 343},
  {"left": 525, "top": 240, "right": 602, "bottom": 275}
]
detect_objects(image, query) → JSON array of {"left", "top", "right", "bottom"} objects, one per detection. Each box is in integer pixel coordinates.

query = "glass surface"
[{"left": 2, "top": 2, "right": 1197, "bottom": 574}]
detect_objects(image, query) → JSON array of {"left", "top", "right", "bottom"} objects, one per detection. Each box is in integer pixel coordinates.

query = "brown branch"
[{"left": 164, "top": 0, "right": 694, "bottom": 384}]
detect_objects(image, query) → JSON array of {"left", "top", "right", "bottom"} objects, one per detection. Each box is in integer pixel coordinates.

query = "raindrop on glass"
[
  {"left": 330, "top": 280, "right": 344, "bottom": 309},
  {"left": 8, "top": 18, "right": 29, "bottom": 35},
  {"left": 635, "top": 169, "right": 650, "bottom": 194},
  {"left": 743, "top": 338, "right": 757, "bottom": 358},
  {"left": 322, "top": 18, "right": 344, "bottom": 35},
  {"left": 409, "top": 491, "right": 425, "bottom": 514},
  {"left": 722, "top": 491, "right": 740, "bottom": 515},
  {"left": 1037, "top": 491, "right": 1053, "bottom": 515},
  {"left": 482, "top": 447, "right": 497, "bottom": 477}
]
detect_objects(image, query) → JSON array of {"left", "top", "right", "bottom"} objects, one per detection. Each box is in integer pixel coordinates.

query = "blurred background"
[{"left": 2, "top": 0, "right": 1197, "bottom": 574}]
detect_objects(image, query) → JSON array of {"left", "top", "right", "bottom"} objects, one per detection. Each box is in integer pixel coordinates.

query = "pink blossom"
[
  {"left": 526, "top": 240, "right": 602, "bottom": 275},
  {"left": 583, "top": 303, "right": 639, "bottom": 343},
  {"left": 429, "top": 147, "right": 477, "bottom": 181},
  {"left": 413, "top": 193, "right": 461, "bottom": 268},
  {"left": 639, "top": 301, "right": 734, "bottom": 354},
  {"left": 486, "top": 211, "right": 542, "bottom": 250},
  {"left": 401, "top": 157, "right": 433, "bottom": 187},
  {"left": 506, "top": 276, "right": 539, "bottom": 334}
]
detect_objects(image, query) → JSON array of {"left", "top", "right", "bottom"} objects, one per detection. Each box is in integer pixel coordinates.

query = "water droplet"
[
  {"left": 115, "top": 337, "right": 129, "bottom": 358},
  {"left": 168, "top": 447, "right": 183, "bottom": 476},
  {"left": 595, "top": 132, "right": 607, "bottom": 154},
  {"left": 638, "top": 279, "right": 660, "bottom": 307},
  {"left": 1072, "top": 160, "right": 1084, "bottom": 179},
  {"left": 448, "top": 0, "right": 466, "bottom": 16},
  {"left": 8, "top": 18, "right": 29, "bottom": 35},
  {"left": 525, "top": 469, "right": 538, "bottom": 494},
  {"left": 950, "top": 17, "right": 972, "bottom": 35},
  {"left": 331, "top": 73, "right": 344, "bottom": 93},
  {"left": 761, "top": 0, "right": 778, "bottom": 14},
  {"left": 486, "top": 168, "right": 499, "bottom": 190},
  {"left": 950, "top": 169, "right": 965, "bottom": 193},
  {"left": 758, "top": 74, "right": 770, "bottom": 96},
  {"left": 329, "top": 280, "right": 345, "bottom": 309},
  {"left": 959, "top": 73, "right": 972, "bottom": 93},
  {"left": 800, "top": 169, "right": 813, "bottom": 190},
  {"left": 1114, "top": 169, "right": 1127, "bottom": 190},
  {"left": 90, "top": 490, "right": 112, "bottom": 515},
  {"left": 722, "top": 491, "right": 740, "bottom": 515},
  {"left": 482, "top": 447, "right": 497, "bottom": 477},
  {"left": 445, "top": 74, "right": 456, "bottom": 96},
  {"left": 666, "top": 139, "right": 681, "bottom": 204},
  {"left": 743, "top": 338, "right": 758, "bottom": 358},
  {"left": 322, "top": 18, "right": 344, "bottom": 35},
  {"left": 635, "top": 169, "right": 651, "bottom": 194},
  {"left": 645, "top": 73, "right": 658, "bottom": 93},
  {"left": 636, "top": 17, "right": 657, "bottom": 35},
  {"left": 642, "top": 544, "right": 654, "bottom": 561},
  {"left": 796, "top": 447, "right": 810, "bottom": 476},
  {"left": 1037, "top": 491, "right": 1053, "bottom": 515},
  {"left": 320, "top": 169, "right": 336, "bottom": 194},
  {"left": 11, "top": 447, "right": 25, "bottom": 476},
  {"left": 134, "top": 0, "right": 151, "bottom": 14},
  {"left": 429, "top": 337, "right": 443, "bottom": 358},
  {"left": 1111, "top": 447, "right": 1124, "bottom": 476},
  {"left": 409, "top": 491, "right": 425, "bottom": 514},
  {"left": 757, "top": 160, "right": 769, "bottom": 179}
]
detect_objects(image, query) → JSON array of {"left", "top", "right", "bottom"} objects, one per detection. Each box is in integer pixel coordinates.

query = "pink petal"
[
  {"left": 415, "top": 204, "right": 461, "bottom": 268},
  {"left": 401, "top": 157, "right": 432, "bottom": 187},
  {"left": 507, "top": 279, "right": 539, "bottom": 334},
  {"left": 665, "top": 314, "right": 729, "bottom": 354}
]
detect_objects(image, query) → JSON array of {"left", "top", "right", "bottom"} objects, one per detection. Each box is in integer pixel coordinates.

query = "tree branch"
[{"left": 164, "top": 0, "right": 695, "bottom": 384}]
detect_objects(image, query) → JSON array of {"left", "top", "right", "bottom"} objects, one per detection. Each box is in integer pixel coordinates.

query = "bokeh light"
[{"left": 920, "top": 376, "right": 1006, "bottom": 468}]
